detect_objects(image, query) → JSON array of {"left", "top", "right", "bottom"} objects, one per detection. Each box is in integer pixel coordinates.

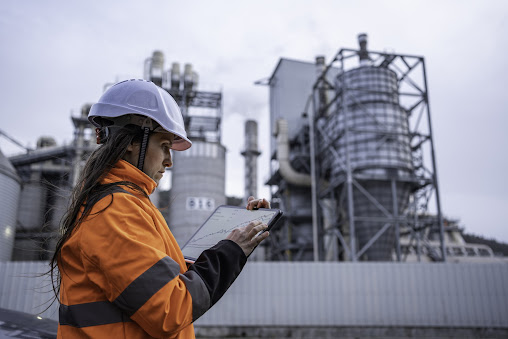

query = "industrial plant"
[
  {"left": 1, "top": 35, "right": 507, "bottom": 337},
  {"left": 264, "top": 34, "right": 502, "bottom": 264}
]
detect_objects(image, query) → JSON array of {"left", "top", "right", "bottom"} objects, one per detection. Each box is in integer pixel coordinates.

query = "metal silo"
[
  {"left": 0, "top": 149, "right": 21, "bottom": 261},
  {"left": 45, "top": 187, "right": 71, "bottom": 256},
  {"left": 49, "top": 188, "right": 70, "bottom": 231},
  {"left": 16, "top": 180, "right": 47, "bottom": 232},
  {"left": 168, "top": 141, "right": 226, "bottom": 245},
  {"left": 322, "top": 65, "right": 413, "bottom": 260},
  {"left": 13, "top": 180, "right": 47, "bottom": 261}
]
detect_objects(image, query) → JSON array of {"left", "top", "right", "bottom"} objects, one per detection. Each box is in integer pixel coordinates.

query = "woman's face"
[{"left": 123, "top": 132, "right": 174, "bottom": 185}]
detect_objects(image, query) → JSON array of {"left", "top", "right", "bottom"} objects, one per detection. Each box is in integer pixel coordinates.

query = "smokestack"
[
  {"left": 357, "top": 33, "right": 371, "bottom": 66},
  {"left": 171, "top": 62, "right": 181, "bottom": 90},
  {"left": 315, "top": 56, "right": 326, "bottom": 68},
  {"left": 241, "top": 120, "right": 261, "bottom": 203},
  {"left": 149, "top": 51, "right": 164, "bottom": 86},
  {"left": 315, "top": 55, "right": 328, "bottom": 111},
  {"left": 183, "top": 63, "right": 195, "bottom": 91}
]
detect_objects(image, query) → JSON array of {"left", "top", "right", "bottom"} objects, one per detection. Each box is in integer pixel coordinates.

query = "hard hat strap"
[{"left": 137, "top": 127, "right": 150, "bottom": 171}]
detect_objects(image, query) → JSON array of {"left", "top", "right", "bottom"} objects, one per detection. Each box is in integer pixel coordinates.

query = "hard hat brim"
[{"left": 89, "top": 103, "right": 192, "bottom": 151}]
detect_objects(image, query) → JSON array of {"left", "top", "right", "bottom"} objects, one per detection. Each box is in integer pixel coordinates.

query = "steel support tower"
[
  {"left": 167, "top": 87, "right": 222, "bottom": 143},
  {"left": 145, "top": 53, "right": 227, "bottom": 245},
  {"left": 308, "top": 38, "right": 446, "bottom": 262}
]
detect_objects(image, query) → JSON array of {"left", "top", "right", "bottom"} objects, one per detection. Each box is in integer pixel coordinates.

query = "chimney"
[
  {"left": 358, "top": 33, "right": 371, "bottom": 66},
  {"left": 241, "top": 120, "right": 261, "bottom": 203}
]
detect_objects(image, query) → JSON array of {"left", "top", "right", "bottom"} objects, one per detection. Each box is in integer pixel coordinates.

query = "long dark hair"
[{"left": 49, "top": 125, "right": 148, "bottom": 302}]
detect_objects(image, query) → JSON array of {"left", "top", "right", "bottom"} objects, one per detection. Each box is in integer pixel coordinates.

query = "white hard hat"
[{"left": 89, "top": 79, "right": 191, "bottom": 151}]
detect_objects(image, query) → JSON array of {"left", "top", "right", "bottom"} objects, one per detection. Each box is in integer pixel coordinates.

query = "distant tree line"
[{"left": 463, "top": 233, "right": 508, "bottom": 257}]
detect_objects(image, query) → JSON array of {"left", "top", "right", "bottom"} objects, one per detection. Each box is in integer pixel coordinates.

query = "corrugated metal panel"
[
  {"left": 0, "top": 261, "right": 59, "bottom": 321},
  {"left": 196, "top": 262, "right": 508, "bottom": 328},
  {"left": 0, "top": 173, "right": 20, "bottom": 261},
  {"left": 0, "top": 149, "right": 20, "bottom": 261},
  {"left": 1, "top": 262, "right": 507, "bottom": 327}
]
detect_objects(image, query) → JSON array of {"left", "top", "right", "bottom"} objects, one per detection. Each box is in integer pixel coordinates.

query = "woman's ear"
[{"left": 122, "top": 142, "right": 139, "bottom": 166}]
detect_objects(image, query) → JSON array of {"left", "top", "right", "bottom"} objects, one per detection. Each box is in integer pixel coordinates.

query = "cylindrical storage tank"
[
  {"left": 0, "top": 149, "right": 21, "bottom": 261},
  {"left": 322, "top": 67, "right": 412, "bottom": 176},
  {"left": 324, "top": 102, "right": 412, "bottom": 176},
  {"left": 45, "top": 188, "right": 71, "bottom": 257},
  {"left": 49, "top": 188, "right": 70, "bottom": 231},
  {"left": 17, "top": 181, "right": 47, "bottom": 231},
  {"left": 168, "top": 141, "right": 226, "bottom": 246},
  {"left": 351, "top": 179, "right": 411, "bottom": 260},
  {"left": 278, "top": 186, "right": 314, "bottom": 261},
  {"left": 337, "top": 66, "right": 400, "bottom": 105},
  {"left": 13, "top": 181, "right": 47, "bottom": 261},
  {"left": 322, "top": 66, "right": 413, "bottom": 260},
  {"left": 11, "top": 238, "right": 41, "bottom": 261}
]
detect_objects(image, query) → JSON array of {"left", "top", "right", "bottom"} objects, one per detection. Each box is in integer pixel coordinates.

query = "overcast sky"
[{"left": 1, "top": 0, "right": 507, "bottom": 243}]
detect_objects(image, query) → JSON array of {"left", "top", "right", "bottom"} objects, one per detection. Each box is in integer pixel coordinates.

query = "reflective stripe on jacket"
[{"left": 57, "top": 160, "right": 247, "bottom": 338}]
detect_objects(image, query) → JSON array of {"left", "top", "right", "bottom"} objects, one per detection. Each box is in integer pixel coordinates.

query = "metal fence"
[{"left": 1, "top": 261, "right": 507, "bottom": 328}]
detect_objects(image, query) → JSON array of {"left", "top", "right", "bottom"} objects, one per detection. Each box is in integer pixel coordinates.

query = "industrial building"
[
  {"left": 0, "top": 108, "right": 95, "bottom": 261},
  {"left": 0, "top": 36, "right": 507, "bottom": 337}
]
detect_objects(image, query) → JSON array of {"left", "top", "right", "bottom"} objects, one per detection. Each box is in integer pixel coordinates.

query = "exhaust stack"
[
  {"left": 241, "top": 120, "right": 261, "bottom": 202},
  {"left": 358, "top": 33, "right": 371, "bottom": 66}
]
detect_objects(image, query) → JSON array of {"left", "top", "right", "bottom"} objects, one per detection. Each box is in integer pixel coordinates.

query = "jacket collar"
[{"left": 102, "top": 159, "right": 157, "bottom": 195}]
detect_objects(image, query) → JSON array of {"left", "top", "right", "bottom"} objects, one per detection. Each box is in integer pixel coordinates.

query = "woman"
[{"left": 50, "top": 79, "right": 270, "bottom": 338}]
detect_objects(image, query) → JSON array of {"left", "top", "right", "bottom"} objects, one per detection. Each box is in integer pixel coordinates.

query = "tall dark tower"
[{"left": 241, "top": 120, "right": 261, "bottom": 204}]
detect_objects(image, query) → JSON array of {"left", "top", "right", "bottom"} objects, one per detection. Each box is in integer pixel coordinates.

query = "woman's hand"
[
  {"left": 226, "top": 220, "right": 269, "bottom": 257},
  {"left": 226, "top": 197, "right": 271, "bottom": 257},
  {"left": 246, "top": 196, "right": 271, "bottom": 210}
]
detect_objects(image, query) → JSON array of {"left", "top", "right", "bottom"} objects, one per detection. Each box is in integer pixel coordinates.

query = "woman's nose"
[{"left": 163, "top": 152, "right": 173, "bottom": 168}]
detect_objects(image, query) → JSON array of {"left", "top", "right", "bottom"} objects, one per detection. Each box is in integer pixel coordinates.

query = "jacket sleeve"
[
  {"left": 183, "top": 239, "right": 247, "bottom": 320},
  {"left": 79, "top": 193, "right": 246, "bottom": 338}
]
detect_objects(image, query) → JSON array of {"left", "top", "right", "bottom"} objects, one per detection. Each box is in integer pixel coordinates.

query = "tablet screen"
[{"left": 181, "top": 205, "right": 281, "bottom": 261}]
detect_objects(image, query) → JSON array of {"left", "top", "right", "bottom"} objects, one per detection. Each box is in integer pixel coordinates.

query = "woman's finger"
[
  {"left": 246, "top": 197, "right": 270, "bottom": 210},
  {"left": 254, "top": 230, "right": 269, "bottom": 244},
  {"left": 245, "top": 220, "right": 262, "bottom": 233},
  {"left": 248, "top": 223, "right": 268, "bottom": 238}
]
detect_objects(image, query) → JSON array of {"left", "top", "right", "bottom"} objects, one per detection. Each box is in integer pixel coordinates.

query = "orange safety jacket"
[{"left": 57, "top": 160, "right": 247, "bottom": 338}]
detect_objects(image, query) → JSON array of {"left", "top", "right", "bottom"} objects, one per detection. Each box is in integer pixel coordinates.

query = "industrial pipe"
[{"left": 275, "top": 119, "right": 311, "bottom": 187}]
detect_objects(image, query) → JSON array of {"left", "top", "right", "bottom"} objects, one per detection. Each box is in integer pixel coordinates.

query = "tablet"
[{"left": 181, "top": 205, "right": 283, "bottom": 262}]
